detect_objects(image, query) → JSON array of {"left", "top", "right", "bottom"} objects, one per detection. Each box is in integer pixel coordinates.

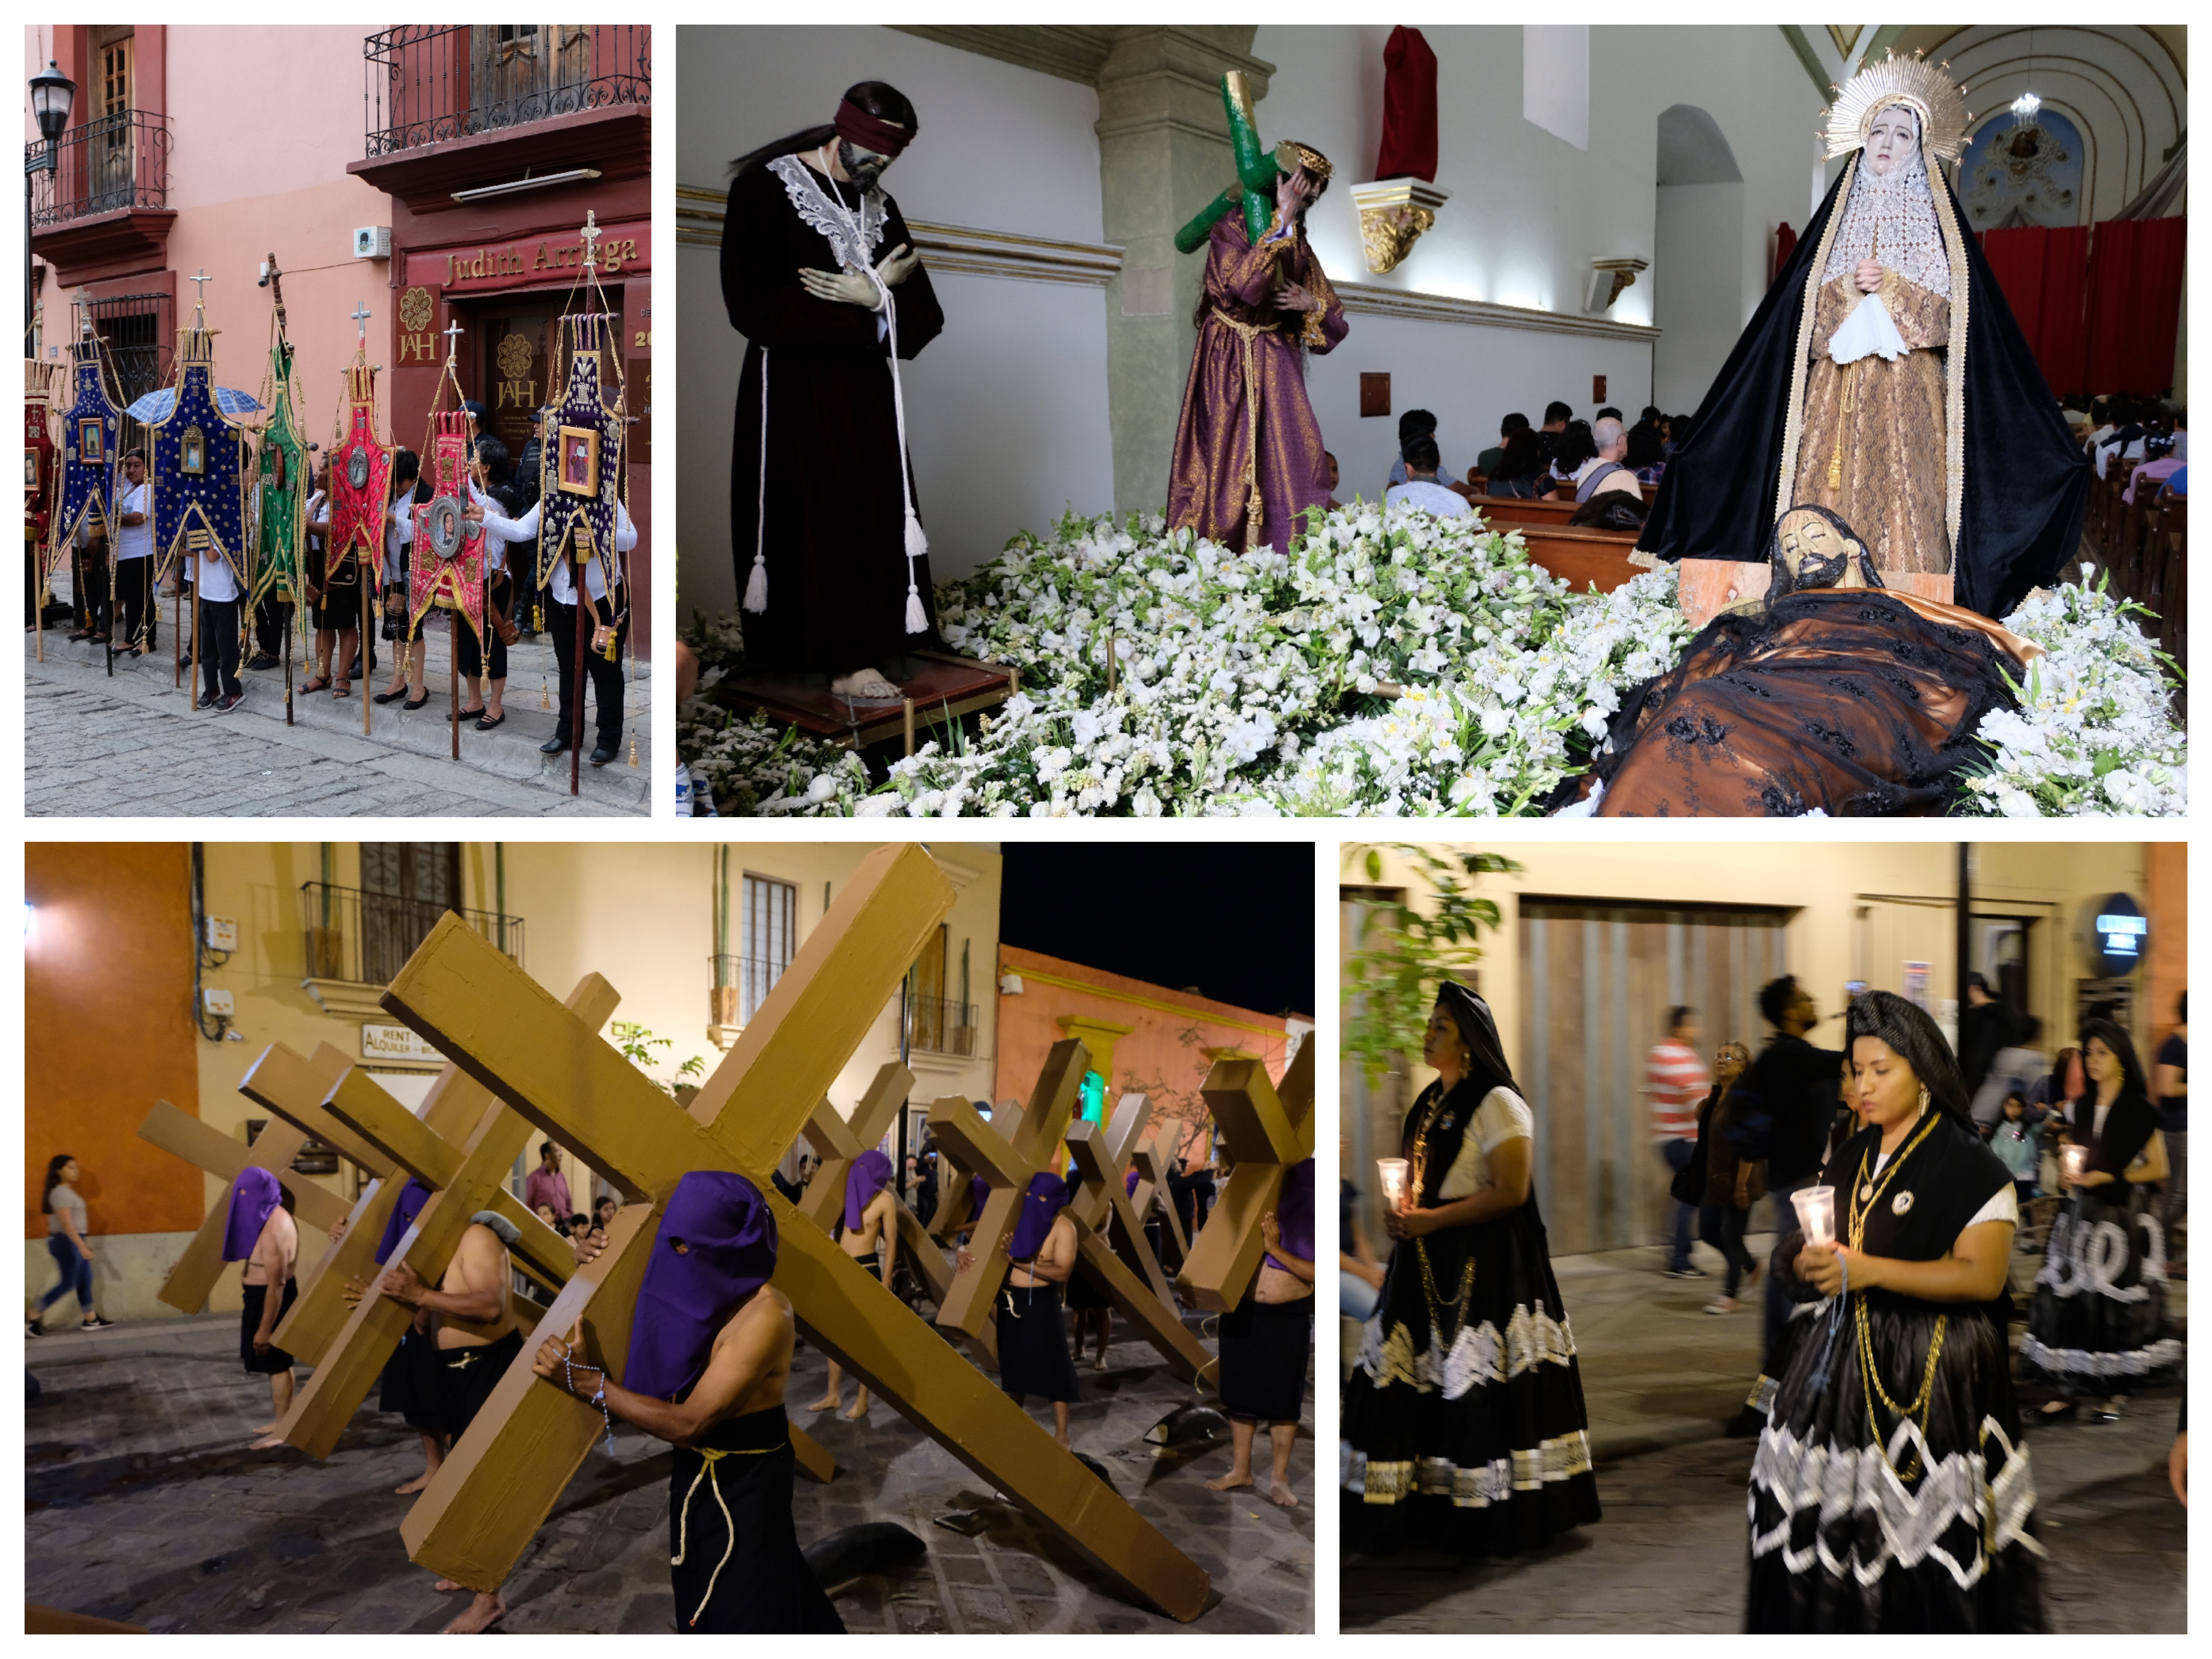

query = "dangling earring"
[{"left": 1916, "top": 1084, "right": 1931, "bottom": 1115}]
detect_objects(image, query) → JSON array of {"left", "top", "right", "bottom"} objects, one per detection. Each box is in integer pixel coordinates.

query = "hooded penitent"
[
  {"left": 1636, "top": 55, "right": 2086, "bottom": 619},
  {"left": 624, "top": 1172, "right": 779, "bottom": 1401},
  {"left": 374, "top": 1177, "right": 435, "bottom": 1266},
  {"left": 222, "top": 1167, "right": 283, "bottom": 1261},
  {"left": 842, "top": 1149, "right": 894, "bottom": 1234},
  {"left": 1008, "top": 1172, "right": 1072, "bottom": 1260}
]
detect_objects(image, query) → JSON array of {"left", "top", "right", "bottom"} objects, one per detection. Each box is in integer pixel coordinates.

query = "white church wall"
[
  {"left": 1653, "top": 181, "right": 1748, "bottom": 415},
  {"left": 675, "top": 25, "right": 1116, "bottom": 618},
  {"left": 1252, "top": 24, "right": 1821, "bottom": 473}
]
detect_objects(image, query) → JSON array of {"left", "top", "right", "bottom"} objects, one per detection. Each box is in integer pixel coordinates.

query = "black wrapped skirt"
[
  {"left": 238, "top": 1280, "right": 297, "bottom": 1374},
  {"left": 2020, "top": 1185, "right": 2182, "bottom": 1395},
  {"left": 1217, "top": 1292, "right": 1312, "bottom": 1423},
  {"left": 668, "top": 1405, "right": 844, "bottom": 1633},
  {"left": 996, "top": 1280, "right": 1080, "bottom": 1402}
]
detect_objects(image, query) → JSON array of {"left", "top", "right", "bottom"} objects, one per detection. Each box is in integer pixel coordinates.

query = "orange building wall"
[
  {"left": 994, "top": 944, "right": 1298, "bottom": 1164},
  {"left": 25, "top": 844, "right": 203, "bottom": 1237},
  {"left": 2144, "top": 841, "right": 2187, "bottom": 1054}
]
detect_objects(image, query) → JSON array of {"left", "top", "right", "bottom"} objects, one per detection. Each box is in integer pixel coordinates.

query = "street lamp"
[{"left": 25, "top": 58, "right": 76, "bottom": 358}]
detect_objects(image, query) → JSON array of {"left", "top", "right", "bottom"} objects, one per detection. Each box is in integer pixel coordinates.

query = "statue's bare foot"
[
  {"left": 1204, "top": 1470, "right": 1253, "bottom": 1492},
  {"left": 806, "top": 1393, "right": 841, "bottom": 1414},
  {"left": 1268, "top": 1480, "right": 1300, "bottom": 1508},
  {"left": 443, "top": 1590, "right": 506, "bottom": 1633},
  {"left": 830, "top": 667, "right": 901, "bottom": 700},
  {"left": 395, "top": 1470, "right": 436, "bottom": 1494}
]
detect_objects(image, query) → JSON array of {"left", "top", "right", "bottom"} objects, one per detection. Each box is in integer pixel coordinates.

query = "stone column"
[{"left": 1094, "top": 28, "right": 1274, "bottom": 516}]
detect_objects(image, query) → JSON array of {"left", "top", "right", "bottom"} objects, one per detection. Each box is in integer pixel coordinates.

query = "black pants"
[
  {"left": 116, "top": 557, "right": 152, "bottom": 646},
  {"left": 70, "top": 547, "right": 110, "bottom": 634},
  {"left": 455, "top": 573, "right": 509, "bottom": 681},
  {"left": 197, "top": 593, "right": 244, "bottom": 702},
  {"left": 253, "top": 592, "right": 292, "bottom": 659},
  {"left": 548, "top": 591, "right": 626, "bottom": 749}
]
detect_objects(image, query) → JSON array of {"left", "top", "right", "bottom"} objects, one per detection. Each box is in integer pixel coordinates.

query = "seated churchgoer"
[
  {"left": 1546, "top": 421, "right": 1598, "bottom": 495},
  {"left": 1537, "top": 399, "right": 1574, "bottom": 466},
  {"left": 1477, "top": 412, "right": 1529, "bottom": 477},
  {"left": 1577, "top": 418, "right": 1644, "bottom": 503},
  {"left": 1384, "top": 409, "right": 1460, "bottom": 492},
  {"left": 1484, "top": 429, "right": 1546, "bottom": 499},
  {"left": 1594, "top": 406, "right": 1623, "bottom": 425},
  {"left": 1626, "top": 420, "right": 1668, "bottom": 485},
  {"left": 1384, "top": 436, "right": 1472, "bottom": 519},
  {"left": 1324, "top": 452, "right": 1341, "bottom": 510}
]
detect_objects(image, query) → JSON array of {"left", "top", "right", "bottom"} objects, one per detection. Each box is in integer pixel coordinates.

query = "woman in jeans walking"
[
  {"left": 1696, "top": 1045, "right": 1764, "bottom": 1313},
  {"left": 31, "top": 1155, "right": 116, "bottom": 1334}
]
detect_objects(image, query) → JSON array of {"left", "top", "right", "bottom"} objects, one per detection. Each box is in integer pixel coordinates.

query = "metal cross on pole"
[
  {"left": 351, "top": 300, "right": 372, "bottom": 342},
  {"left": 442, "top": 318, "right": 465, "bottom": 361},
  {"left": 375, "top": 844, "right": 1210, "bottom": 1621},
  {"left": 578, "top": 209, "right": 602, "bottom": 272},
  {"left": 187, "top": 267, "right": 213, "bottom": 313}
]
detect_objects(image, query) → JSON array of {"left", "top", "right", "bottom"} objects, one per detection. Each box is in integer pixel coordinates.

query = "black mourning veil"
[
  {"left": 2076, "top": 1018, "right": 2152, "bottom": 1111},
  {"left": 1435, "top": 981, "right": 1521, "bottom": 1104},
  {"left": 1845, "top": 990, "right": 1970, "bottom": 1122}
]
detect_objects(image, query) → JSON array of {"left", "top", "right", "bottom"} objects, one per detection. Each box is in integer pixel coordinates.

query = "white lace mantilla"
[
  {"left": 1749, "top": 1415, "right": 2041, "bottom": 1590},
  {"left": 1355, "top": 1303, "right": 1579, "bottom": 1400},
  {"left": 767, "top": 154, "right": 887, "bottom": 275}
]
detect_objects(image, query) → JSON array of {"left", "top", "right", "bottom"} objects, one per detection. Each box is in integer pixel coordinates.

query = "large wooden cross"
[
  {"left": 136, "top": 1056, "right": 355, "bottom": 1314},
  {"left": 1176, "top": 1041, "right": 1317, "bottom": 1312},
  {"left": 927, "top": 1100, "right": 1021, "bottom": 1242},
  {"left": 377, "top": 844, "right": 1210, "bottom": 1621},
  {"left": 1130, "top": 1123, "right": 1192, "bottom": 1265},
  {"left": 793, "top": 1062, "right": 994, "bottom": 1367},
  {"left": 272, "top": 974, "right": 621, "bottom": 1461}
]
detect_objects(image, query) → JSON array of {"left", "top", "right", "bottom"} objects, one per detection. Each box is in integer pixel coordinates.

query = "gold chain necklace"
[
  {"left": 1407, "top": 1080, "right": 1477, "bottom": 1346},
  {"left": 1847, "top": 1109, "right": 1946, "bottom": 1481}
]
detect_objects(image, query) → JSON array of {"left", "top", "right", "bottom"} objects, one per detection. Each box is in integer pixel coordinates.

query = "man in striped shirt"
[{"left": 1649, "top": 1007, "right": 1709, "bottom": 1278}]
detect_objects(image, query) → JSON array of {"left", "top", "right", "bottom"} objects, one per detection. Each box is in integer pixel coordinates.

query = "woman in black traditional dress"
[
  {"left": 2022, "top": 1019, "right": 2178, "bottom": 1422},
  {"left": 1749, "top": 990, "right": 2042, "bottom": 1631},
  {"left": 1340, "top": 982, "right": 1601, "bottom": 1553}
]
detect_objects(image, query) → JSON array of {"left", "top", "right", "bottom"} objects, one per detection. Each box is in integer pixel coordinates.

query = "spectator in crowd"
[
  {"left": 1339, "top": 1132, "right": 1385, "bottom": 1324},
  {"left": 1971, "top": 1014, "right": 2047, "bottom": 1133},
  {"left": 1626, "top": 420, "right": 1668, "bottom": 485},
  {"left": 1384, "top": 434, "right": 1472, "bottom": 519},
  {"left": 566, "top": 1213, "right": 592, "bottom": 1244},
  {"left": 1649, "top": 1008, "right": 1709, "bottom": 1278},
  {"left": 2127, "top": 408, "right": 2187, "bottom": 503},
  {"left": 2157, "top": 990, "right": 2186, "bottom": 1268},
  {"left": 1324, "top": 452, "right": 1341, "bottom": 510},
  {"left": 1957, "top": 973, "right": 2014, "bottom": 1095},
  {"left": 594, "top": 1194, "right": 618, "bottom": 1231},
  {"left": 1666, "top": 412, "right": 1696, "bottom": 455},
  {"left": 534, "top": 1203, "right": 560, "bottom": 1229},
  {"left": 2028, "top": 1044, "right": 2085, "bottom": 1122},
  {"left": 1485, "top": 429, "right": 1546, "bottom": 499},
  {"left": 1696, "top": 1041, "right": 1760, "bottom": 1314},
  {"left": 524, "top": 1143, "right": 572, "bottom": 1220},
  {"left": 1595, "top": 406, "right": 1623, "bottom": 424},
  {"left": 1384, "top": 409, "right": 1461, "bottom": 493},
  {"left": 31, "top": 1155, "right": 115, "bottom": 1335},
  {"left": 1478, "top": 412, "right": 1529, "bottom": 477},
  {"left": 1537, "top": 399, "right": 1574, "bottom": 465},
  {"left": 1991, "top": 1089, "right": 2040, "bottom": 1210},
  {"left": 1638, "top": 404, "right": 1663, "bottom": 426},
  {"left": 1545, "top": 421, "right": 1598, "bottom": 496},
  {"left": 1578, "top": 417, "right": 1644, "bottom": 503}
]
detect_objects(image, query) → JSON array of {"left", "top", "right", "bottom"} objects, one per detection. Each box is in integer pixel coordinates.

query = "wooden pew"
[
  {"left": 1512, "top": 524, "right": 1644, "bottom": 594},
  {"left": 1472, "top": 495, "right": 1582, "bottom": 531},
  {"left": 2147, "top": 494, "right": 2187, "bottom": 667}
]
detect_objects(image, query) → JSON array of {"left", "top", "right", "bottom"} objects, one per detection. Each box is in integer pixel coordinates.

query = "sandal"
[
  {"left": 474, "top": 710, "right": 506, "bottom": 731},
  {"left": 332, "top": 680, "right": 351, "bottom": 699},
  {"left": 458, "top": 705, "right": 487, "bottom": 719},
  {"left": 302, "top": 675, "right": 332, "bottom": 695}
]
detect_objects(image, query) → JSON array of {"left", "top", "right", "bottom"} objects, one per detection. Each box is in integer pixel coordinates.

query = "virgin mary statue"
[{"left": 1637, "top": 53, "right": 2087, "bottom": 619}]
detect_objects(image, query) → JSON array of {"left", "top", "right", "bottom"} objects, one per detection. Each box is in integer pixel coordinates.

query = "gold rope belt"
[
  {"left": 1212, "top": 307, "right": 1273, "bottom": 541},
  {"left": 671, "top": 1441, "right": 777, "bottom": 1627}
]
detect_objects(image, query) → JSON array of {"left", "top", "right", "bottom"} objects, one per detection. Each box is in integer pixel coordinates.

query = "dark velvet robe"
[
  {"left": 723, "top": 159, "right": 946, "bottom": 675},
  {"left": 1638, "top": 161, "right": 2087, "bottom": 620}
]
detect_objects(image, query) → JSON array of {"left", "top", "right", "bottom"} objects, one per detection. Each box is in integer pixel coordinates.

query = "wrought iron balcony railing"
[
  {"left": 906, "top": 994, "right": 979, "bottom": 1059},
  {"left": 363, "top": 24, "right": 650, "bottom": 158},
  {"left": 28, "top": 109, "right": 171, "bottom": 230},
  {"left": 707, "top": 954, "right": 978, "bottom": 1058},
  {"left": 299, "top": 881, "right": 524, "bottom": 988}
]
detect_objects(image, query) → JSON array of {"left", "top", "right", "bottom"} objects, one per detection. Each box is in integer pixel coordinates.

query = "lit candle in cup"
[
  {"left": 1377, "top": 1158, "right": 1410, "bottom": 1214},
  {"left": 2062, "top": 1144, "right": 2087, "bottom": 1183},
  {"left": 1793, "top": 1185, "right": 1837, "bottom": 1250}
]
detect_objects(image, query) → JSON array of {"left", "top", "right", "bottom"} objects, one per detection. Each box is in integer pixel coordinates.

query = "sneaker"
[
  {"left": 1663, "top": 1265, "right": 1704, "bottom": 1279},
  {"left": 246, "top": 653, "right": 278, "bottom": 672},
  {"left": 80, "top": 1316, "right": 117, "bottom": 1330},
  {"left": 215, "top": 693, "right": 243, "bottom": 714},
  {"left": 27, "top": 1318, "right": 43, "bottom": 1338},
  {"left": 1704, "top": 1296, "right": 1737, "bottom": 1315}
]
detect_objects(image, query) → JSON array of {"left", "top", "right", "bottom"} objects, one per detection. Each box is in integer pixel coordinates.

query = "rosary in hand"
[{"left": 560, "top": 1341, "right": 619, "bottom": 1456}]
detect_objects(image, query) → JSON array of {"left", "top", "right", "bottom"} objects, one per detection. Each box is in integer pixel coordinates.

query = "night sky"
[{"left": 996, "top": 842, "right": 1316, "bottom": 1017}]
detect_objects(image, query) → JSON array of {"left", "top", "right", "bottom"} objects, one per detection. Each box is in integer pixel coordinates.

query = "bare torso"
[
  {"left": 1009, "top": 1212, "right": 1077, "bottom": 1288},
  {"left": 242, "top": 1209, "right": 298, "bottom": 1288},
  {"left": 434, "top": 1223, "right": 516, "bottom": 1351}
]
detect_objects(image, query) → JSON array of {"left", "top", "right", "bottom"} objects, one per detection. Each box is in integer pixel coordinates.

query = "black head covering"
[
  {"left": 2074, "top": 1018, "right": 2159, "bottom": 1174},
  {"left": 1435, "top": 981, "right": 1520, "bottom": 1104},
  {"left": 1636, "top": 158, "right": 2088, "bottom": 619},
  {"left": 1844, "top": 990, "right": 1971, "bottom": 1123}
]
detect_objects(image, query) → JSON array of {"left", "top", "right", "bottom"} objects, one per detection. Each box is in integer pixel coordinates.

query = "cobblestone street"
[
  {"left": 25, "top": 602, "right": 650, "bottom": 816},
  {"left": 1341, "top": 1237, "right": 2187, "bottom": 1633},
  {"left": 27, "top": 1310, "right": 1312, "bottom": 1634}
]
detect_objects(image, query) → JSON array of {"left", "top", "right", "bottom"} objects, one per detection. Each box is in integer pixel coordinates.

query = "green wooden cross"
[{"left": 377, "top": 844, "right": 1210, "bottom": 1621}]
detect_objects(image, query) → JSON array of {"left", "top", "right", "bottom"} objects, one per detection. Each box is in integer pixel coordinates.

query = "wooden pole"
[
  {"left": 570, "top": 575, "right": 585, "bottom": 795},
  {"left": 172, "top": 577, "right": 181, "bottom": 688},
  {"left": 283, "top": 590, "right": 294, "bottom": 726},
  {"left": 104, "top": 534, "right": 115, "bottom": 677},
  {"left": 189, "top": 575, "right": 200, "bottom": 710},
  {"left": 359, "top": 559, "right": 371, "bottom": 737},
  {"left": 449, "top": 610, "right": 460, "bottom": 760},
  {"left": 31, "top": 535, "right": 42, "bottom": 664}
]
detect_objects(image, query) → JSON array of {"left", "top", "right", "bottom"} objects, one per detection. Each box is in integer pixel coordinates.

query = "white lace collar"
[{"left": 767, "top": 152, "right": 888, "bottom": 274}]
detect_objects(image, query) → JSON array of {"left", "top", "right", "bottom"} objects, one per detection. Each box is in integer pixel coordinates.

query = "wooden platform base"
[{"left": 723, "top": 651, "right": 1016, "bottom": 754}]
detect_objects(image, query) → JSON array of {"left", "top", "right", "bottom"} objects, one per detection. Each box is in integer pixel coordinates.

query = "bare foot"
[
  {"left": 251, "top": 1422, "right": 277, "bottom": 1435},
  {"left": 830, "top": 667, "right": 901, "bottom": 699},
  {"left": 248, "top": 1433, "right": 289, "bottom": 1451},
  {"left": 806, "top": 1394, "right": 841, "bottom": 1414},
  {"left": 443, "top": 1590, "right": 506, "bottom": 1633},
  {"left": 1092, "top": 1355, "right": 1110, "bottom": 1372},
  {"left": 843, "top": 1400, "right": 870, "bottom": 1422},
  {"left": 433, "top": 1580, "right": 468, "bottom": 1594},
  {"left": 1268, "top": 1479, "right": 1300, "bottom": 1508},
  {"left": 395, "top": 1471, "right": 437, "bottom": 1495},
  {"left": 1204, "top": 1471, "right": 1254, "bottom": 1492}
]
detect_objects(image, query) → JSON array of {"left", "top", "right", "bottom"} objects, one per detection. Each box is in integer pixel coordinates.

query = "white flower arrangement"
[{"left": 677, "top": 515, "right": 2184, "bottom": 818}]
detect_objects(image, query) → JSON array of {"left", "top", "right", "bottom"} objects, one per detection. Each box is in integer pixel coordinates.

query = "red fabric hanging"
[
  {"left": 1771, "top": 222, "right": 1797, "bottom": 286},
  {"left": 2082, "top": 215, "right": 2187, "bottom": 396},
  {"left": 1979, "top": 224, "right": 2090, "bottom": 398},
  {"left": 1375, "top": 26, "right": 1438, "bottom": 182}
]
